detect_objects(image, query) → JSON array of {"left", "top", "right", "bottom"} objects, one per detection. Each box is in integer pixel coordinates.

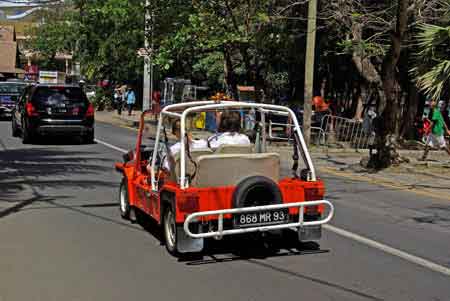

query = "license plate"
[{"left": 235, "top": 209, "right": 289, "bottom": 228}]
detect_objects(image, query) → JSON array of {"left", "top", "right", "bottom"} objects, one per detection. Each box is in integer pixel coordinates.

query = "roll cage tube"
[{"left": 150, "top": 102, "right": 316, "bottom": 190}]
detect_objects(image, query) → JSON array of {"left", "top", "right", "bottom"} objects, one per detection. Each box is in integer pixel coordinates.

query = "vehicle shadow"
[
  {"left": 27, "top": 135, "right": 96, "bottom": 146},
  {"left": 179, "top": 233, "right": 383, "bottom": 301},
  {"left": 0, "top": 147, "right": 115, "bottom": 203}
]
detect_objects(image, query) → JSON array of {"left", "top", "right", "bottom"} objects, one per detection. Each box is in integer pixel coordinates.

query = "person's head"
[
  {"left": 438, "top": 100, "right": 445, "bottom": 111},
  {"left": 172, "top": 119, "right": 181, "bottom": 139},
  {"left": 218, "top": 111, "right": 241, "bottom": 133},
  {"left": 430, "top": 100, "right": 437, "bottom": 108}
]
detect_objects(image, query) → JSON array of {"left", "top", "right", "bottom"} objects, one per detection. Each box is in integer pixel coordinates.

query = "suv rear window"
[{"left": 33, "top": 87, "right": 87, "bottom": 105}]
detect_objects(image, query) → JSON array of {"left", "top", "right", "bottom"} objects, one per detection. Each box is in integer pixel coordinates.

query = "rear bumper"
[
  {"left": 36, "top": 125, "right": 93, "bottom": 135},
  {"left": 28, "top": 117, "right": 94, "bottom": 135},
  {"left": 183, "top": 200, "right": 334, "bottom": 239}
]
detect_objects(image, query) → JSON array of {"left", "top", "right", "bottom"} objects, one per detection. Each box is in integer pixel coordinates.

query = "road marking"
[
  {"left": 96, "top": 138, "right": 450, "bottom": 277},
  {"left": 95, "top": 138, "right": 128, "bottom": 153},
  {"left": 324, "top": 224, "right": 450, "bottom": 277},
  {"left": 319, "top": 166, "right": 450, "bottom": 202}
]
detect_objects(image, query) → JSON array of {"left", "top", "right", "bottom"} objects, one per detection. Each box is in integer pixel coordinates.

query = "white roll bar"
[{"left": 150, "top": 101, "right": 316, "bottom": 190}]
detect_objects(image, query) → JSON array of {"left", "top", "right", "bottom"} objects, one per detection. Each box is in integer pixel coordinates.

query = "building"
[
  {"left": 0, "top": 25, "right": 23, "bottom": 79},
  {"left": 0, "top": 1, "right": 73, "bottom": 80}
]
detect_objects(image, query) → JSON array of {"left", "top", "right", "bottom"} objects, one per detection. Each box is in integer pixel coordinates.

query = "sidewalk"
[
  {"left": 95, "top": 109, "right": 143, "bottom": 128},
  {"left": 96, "top": 109, "right": 450, "bottom": 200}
]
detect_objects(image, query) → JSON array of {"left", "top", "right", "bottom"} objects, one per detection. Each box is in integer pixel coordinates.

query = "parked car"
[
  {"left": 115, "top": 101, "right": 334, "bottom": 256},
  {"left": 11, "top": 84, "right": 95, "bottom": 144},
  {"left": 0, "top": 81, "right": 28, "bottom": 119}
]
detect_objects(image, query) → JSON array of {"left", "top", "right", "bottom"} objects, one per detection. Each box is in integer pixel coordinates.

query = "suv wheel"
[
  {"left": 11, "top": 117, "right": 20, "bottom": 137},
  {"left": 22, "top": 123, "right": 34, "bottom": 144},
  {"left": 82, "top": 130, "right": 94, "bottom": 144}
]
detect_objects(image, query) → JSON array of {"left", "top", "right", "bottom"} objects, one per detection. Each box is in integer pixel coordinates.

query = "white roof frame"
[{"left": 150, "top": 101, "right": 316, "bottom": 190}]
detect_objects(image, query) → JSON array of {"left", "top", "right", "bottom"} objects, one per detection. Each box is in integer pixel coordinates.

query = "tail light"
[
  {"left": 178, "top": 193, "right": 199, "bottom": 214},
  {"left": 304, "top": 187, "right": 325, "bottom": 214},
  {"left": 26, "top": 102, "right": 39, "bottom": 117},
  {"left": 85, "top": 103, "right": 94, "bottom": 117}
]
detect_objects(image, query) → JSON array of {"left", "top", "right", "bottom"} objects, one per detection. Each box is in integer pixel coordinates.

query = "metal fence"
[
  {"left": 320, "top": 115, "right": 372, "bottom": 150},
  {"left": 268, "top": 121, "right": 326, "bottom": 146},
  {"left": 268, "top": 114, "right": 373, "bottom": 150}
]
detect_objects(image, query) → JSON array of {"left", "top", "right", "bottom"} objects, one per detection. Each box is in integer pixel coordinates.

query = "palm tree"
[{"left": 412, "top": 23, "right": 450, "bottom": 100}]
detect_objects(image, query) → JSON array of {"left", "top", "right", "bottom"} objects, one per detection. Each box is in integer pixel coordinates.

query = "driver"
[
  {"left": 207, "top": 111, "right": 250, "bottom": 149},
  {"left": 162, "top": 119, "right": 207, "bottom": 171}
]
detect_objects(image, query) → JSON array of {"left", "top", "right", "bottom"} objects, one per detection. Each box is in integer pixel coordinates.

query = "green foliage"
[
  {"left": 412, "top": 23, "right": 450, "bottom": 99},
  {"left": 28, "top": 0, "right": 144, "bottom": 84}
]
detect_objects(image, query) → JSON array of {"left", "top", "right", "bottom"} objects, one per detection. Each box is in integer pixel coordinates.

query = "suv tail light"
[
  {"left": 26, "top": 102, "right": 39, "bottom": 117},
  {"left": 85, "top": 103, "right": 94, "bottom": 117}
]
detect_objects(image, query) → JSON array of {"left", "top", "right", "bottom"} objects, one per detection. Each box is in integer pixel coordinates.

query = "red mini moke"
[{"left": 115, "top": 101, "right": 334, "bottom": 256}]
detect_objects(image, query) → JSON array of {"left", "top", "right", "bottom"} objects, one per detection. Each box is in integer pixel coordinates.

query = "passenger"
[
  {"left": 162, "top": 119, "right": 207, "bottom": 171},
  {"left": 207, "top": 111, "right": 251, "bottom": 149}
]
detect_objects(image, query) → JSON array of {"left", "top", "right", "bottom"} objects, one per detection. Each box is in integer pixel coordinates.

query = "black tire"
[
  {"left": 232, "top": 176, "right": 283, "bottom": 208},
  {"left": 83, "top": 130, "right": 95, "bottom": 144},
  {"left": 119, "top": 178, "right": 131, "bottom": 219},
  {"left": 163, "top": 205, "right": 179, "bottom": 256},
  {"left": 22, "top": 124, "right": 34, "bottom": 144},
  {"left": 11, "top": 117, "right": 20, "bottom": 137}
]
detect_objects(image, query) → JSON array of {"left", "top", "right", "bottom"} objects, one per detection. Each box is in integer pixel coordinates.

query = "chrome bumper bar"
[{"left": 183, "top": 200, "right": 334, "bottom": 239}]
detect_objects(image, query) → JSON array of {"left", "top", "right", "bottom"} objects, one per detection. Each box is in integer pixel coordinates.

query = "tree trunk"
[
  {"left": 372, "top": 0, "right": 409, "bottom": 169},
  {"left": 223, "top": 47, "right": 238, "bottom": 99},
  {"left": 400, "top": 83, "right": 420, "bottom": 139}
]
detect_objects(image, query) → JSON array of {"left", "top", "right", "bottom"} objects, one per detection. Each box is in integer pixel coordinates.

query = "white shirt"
[
  {"left": 208, "top": 132, "right": 251, "bottom": 149},
  {"left": 163, "top": 139, "right": 207, "bottom": 170}
]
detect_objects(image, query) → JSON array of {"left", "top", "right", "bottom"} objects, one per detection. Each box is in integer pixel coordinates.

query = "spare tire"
[{"left": 232, "top": 176, "right": 282, "bottom": 208}]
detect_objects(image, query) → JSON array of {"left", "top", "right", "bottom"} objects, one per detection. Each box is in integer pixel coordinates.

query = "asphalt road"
[{"left": 1, "top": 120, "right": 449, "bottom": 301}]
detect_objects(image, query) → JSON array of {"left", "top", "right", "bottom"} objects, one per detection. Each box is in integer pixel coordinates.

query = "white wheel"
[
  {"left": 164, "top": 207, "right": 178, "bottom": 255},
  {"left": 119, "top": 179, "right": 130, "bottom": 219}
]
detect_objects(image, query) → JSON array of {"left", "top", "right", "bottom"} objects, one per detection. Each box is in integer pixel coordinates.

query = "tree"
[
  {"left": 412, "top": 23, "right": 450, "bottom": 100},
  {"left": 320, "top": 0, "right": 449, "bottom": 167},
  {"left": 26, "top": 7, "right": 77, "bottom": 69},
  {"left": 28, "top": 0, "right": 145, "bottom": 84}
]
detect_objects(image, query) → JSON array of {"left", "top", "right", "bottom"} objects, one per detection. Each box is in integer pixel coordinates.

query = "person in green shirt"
[{"left": 421, "top": 100, "right": 450, "bottom": 160}]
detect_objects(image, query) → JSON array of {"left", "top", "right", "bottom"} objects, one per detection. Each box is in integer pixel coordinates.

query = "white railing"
[
  {"left": 183, "top": 200, "right": 334, "bottom": 239},
  {"left": 268, "top": 121, "right": 326, "bottom": 145},
  {"left": 320, "top": 115, "right": 372, "bottom": 150}
]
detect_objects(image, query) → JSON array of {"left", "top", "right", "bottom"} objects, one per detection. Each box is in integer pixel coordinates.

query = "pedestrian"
[
  {"left": 114, "top": 86, "right": 122, "bottom": 114},
  {"left": 421, "top": 100, "right": 450, "bottom": 161},
  {"left": 125, "top": 86, "right": 136, "bottom": 116}
]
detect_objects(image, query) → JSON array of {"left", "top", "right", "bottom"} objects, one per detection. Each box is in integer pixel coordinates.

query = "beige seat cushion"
[
  {"left": 214, "top": 144, "right": 254, "bottom": 154},
  {"left": 173, "top": 149, "right": 213, "bottom": 179},
  {"left": 192, "top": 153, "right": 280, "bottom": 188}
]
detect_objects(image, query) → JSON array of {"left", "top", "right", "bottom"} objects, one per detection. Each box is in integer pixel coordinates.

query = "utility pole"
[
  {"left": 142, "top": 0, "right": 153, "bottom": 111},
  {"left": 303, "top": 0, "right": 317, "bottom": 146}
]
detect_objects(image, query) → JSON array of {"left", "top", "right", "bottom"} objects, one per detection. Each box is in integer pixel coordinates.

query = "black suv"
[{"left": 11, "top": 84, "right": 95, "bottom": 144}]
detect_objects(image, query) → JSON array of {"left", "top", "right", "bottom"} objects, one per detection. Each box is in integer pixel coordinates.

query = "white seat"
[
  {"left": 191, "top": 153, "right": 280, "bottom": 188},
  {"left": 173, "top": 148, "right": 213, "bottom": 180},
  {"left": 214, "top": 144, "right": 254, "bottom": 154}
]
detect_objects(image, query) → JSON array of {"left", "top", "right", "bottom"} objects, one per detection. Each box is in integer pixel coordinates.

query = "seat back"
[
  {"left": 192, "top": 153, "right": 280, "bottom": 188},
  {"left": 214, "top": 144, "right": 254, "bottom": 154},
  {"left": 173, "top": 149, "right": 213, "bottom": 179}
]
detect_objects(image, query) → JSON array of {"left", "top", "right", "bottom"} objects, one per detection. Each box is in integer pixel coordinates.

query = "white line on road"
[
  {"left": 95, "top": 138, "right": 128, "bottom": 153},
  {"left": 324, "top": 224, "right": 450, "bottom": 277},
  {"left": 96, "top": 137, "right": 450, "bottom": 278}
]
